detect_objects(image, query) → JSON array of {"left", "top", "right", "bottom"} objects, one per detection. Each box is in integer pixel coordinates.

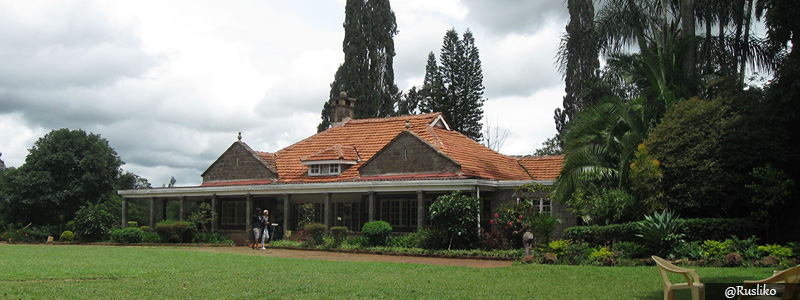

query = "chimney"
[{"left": 331, "top": 91, "right": 356, "bottom": 127}]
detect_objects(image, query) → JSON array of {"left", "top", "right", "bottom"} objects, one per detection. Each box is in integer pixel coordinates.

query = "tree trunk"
[{"left": 681, "top": 0, "right": 697, "bottom": 82}]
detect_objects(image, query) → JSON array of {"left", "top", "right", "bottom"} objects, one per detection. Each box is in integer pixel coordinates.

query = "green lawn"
[{"left": 0, "top": 244, "right": 776, "bottom": 299}]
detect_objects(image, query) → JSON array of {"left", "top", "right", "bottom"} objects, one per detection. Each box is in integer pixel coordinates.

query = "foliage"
[
  {"left": 757, "top": 244, "right": 793, "bottom": 261},
  {"left": 491, "top": 183, "right": 558, "bottom": 247},
  {"left": 428, "top": 191, "right": 480, "bottom": 249},
  {"left": 548, "top": 239, "right": 572, "bottom": 258},
  {"left": 614, "top": 241, "right": 647, "bottom": 259},
  {"left": 110, "top": 227, "right": 144, "bottom": 244},
  {"left": 0, "top": 129, "right": 123, "bottom": 227},
  {"left": 2, "top": 224, "right": 39, "bottom": 244},
  {"left": 303, "top": 223, "right": 326, "bottom": 246},
  {"left": 562, "top": 222, "right": 638, "bottom": 246},
  {"left": 671, "top": 241, "right": 704, "bottom": 261},
  {"left": 72, "top": 202, "right": 116, "bottom": 242},
  {"left": 329, "top": 226, "right": 348, "bottom": 245},
  {"left": 191, "top": 232, "right": 234, "bottom": 245},
  {"left": 645, "top": 97, "right": 781, "bottom": 218},
  {"left": 187, "top": 202, "right": 217, "bottom": 233},
  {"left": 634, "top": 210, "right": 684, "bottom": 256},
  {"left": 419, "top": 29, "right": 486, "bottom": 141},
  {"left": 746, "top": 164, "right": 794, "bottom": 240},
  {"left": 728, "top": 236, "right": 761, "bottom": 261},
  {"left": 561, "top": 241, "right": 592, "bottom": 265},
  {"left": 589, "top": 246, "right": 615, "bottom": 265},
  {"left": 628, "top": 143, "right": 664, "bottom": 210},
  {"left": 360, "top": 221, "right": 392, "bottom": 247},
  {"left": 155, "top": 220, "right": 196, "bottom": 243},
  {"left": 565, "top": 172, "right": 637, "bottom": 225},
  {"left": 679, "top": 218, "right": 756, "bottom": 242},
  {"left": 320, "top": 0, "right": 398, "bottom": 131},
  {"left": 296, "top": 203, "right": 315, "bottom": 230},
  {"left": 533, "top": 137, "right": 564, "bottom": 156},
  {"left": 389, "top": 230, "right": 430, "bottom": 249},
  {"left": 60, "top": 230, "right": 75, "bottom": 242},
  {"left": 480, "top": 230, "right": 510, "bottom": 251},
  {"left": 141, "top": 231, "right": 161, "bottom": 244},
  {"left": 701, "top": 240, "right": 732, "bottom": 259}
]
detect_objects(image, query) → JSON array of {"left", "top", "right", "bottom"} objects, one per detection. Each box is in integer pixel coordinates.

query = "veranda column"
[
  {"left": 368, "top": 192, "right": 375, "bottom": 222},
  {"left": 246, "top": 194, "right": 253, "bottom": 241},
  {"left": 121, "top": 197, "right": 128, "bottom": 228},
  {"left": 179, "top": 196, "right": 186, "bottom": 222},
  {"left": 417, "top": 190, "right": 425, "bottom": 231},
  {"left": 211, "top": 194, "right": 218, "bottom": 232},
  {"left": 161, "top": 198, "right": 167, "bottom": 221},
  {"left": 149, "top": 197, "right": 156, "bottom": 228},
  {"left": 324, "top": 193, "right": 332, "bottom": 232},
  {"left": 283, "top": 194, "right": 291, "bottom": 237}
]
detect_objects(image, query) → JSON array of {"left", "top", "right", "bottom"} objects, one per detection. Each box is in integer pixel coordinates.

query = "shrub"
[
  {"left": 192, "top": 232, "right": 234, "bottom": 245},
  {"left": 127, "top": 221, "right": 139, "bottom": 228},
  {"left": 110, "top": 227, "right": 145, "bottom": 244},
  {"left": 589, "top": 246, "right": 615, "bottom": 265},
  {"left": 481, "top": 230, "right": 510, "bottom": 251},
  {"left": 141, "top": 231, "right": 161, "bottom": 243},
  {"left": 728, "top": 236, "right": 760, "bottom": 261},
  {"left": 787, "top": 242, "right": 800, "bottom": 259},
  {"left": 390, "top": 230, "right": 430, "bottom": 249},
  {"left": 758, "top": 244, "right": 793, "bottom": 261},
  {"left": 155, "top": 220, "right": 196, "bottom": 243},
  {"left": 671, "top": 241, "right": 704, "bottom": 260},
  {"left": 60, "top": 231, "right": 75, "bottom": 242},
  {"left": 702, "top": 240, "right": 732, "bottom": 259},
  {"left": 634, "top": 210, "right": 684, "bottom": 256},
  {"left": 329, "top": 226, "right": 348, "bottom": 247},
  {"left": 304, "top": 223, "right": 326, "bottom": 246},
  {"left": 361, "top": 221, "right": 392, "bottom": 247},
  {"left": 343, "top": 236, "right": 369, "bottom": 249},
  {"left": 561, "top": 241, "right": 592, "bottom": 265},
  {"left": 562, "top": 223, "right": 638, "bottom": 246},
  {"left": 679, "top": 218, "right": 756, "bottom": 242},
  {"left": 615, "top": 241, "right": 647, "bottom": 259},
  {"left": 429, "top": 191, "right": 480, "bottom": 250},
  {"left": 72, "top": 203, "right": 116, "bottom": 242},
  {"left": 548, "top": 239, "right": 572, "bottom": 258}
]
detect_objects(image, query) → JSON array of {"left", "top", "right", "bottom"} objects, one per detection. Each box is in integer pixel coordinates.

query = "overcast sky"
[{"left": 0, "top": 0, "right": 569, "bottom": 186}]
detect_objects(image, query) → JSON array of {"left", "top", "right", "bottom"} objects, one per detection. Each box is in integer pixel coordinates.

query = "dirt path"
[{"left": 179, "top": 246, "right": 513, "bottom": 268}]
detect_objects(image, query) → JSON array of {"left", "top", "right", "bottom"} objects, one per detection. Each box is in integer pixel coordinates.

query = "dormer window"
[{"left": 306, "top": 163, "right": 343, "bottom": 176}]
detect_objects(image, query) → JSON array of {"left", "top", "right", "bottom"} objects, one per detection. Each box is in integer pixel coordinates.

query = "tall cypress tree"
[
  {"left": 419, "top": 52, "right": 445, "bottom": 113},
  {"left": 319, "top": 0, "right": 398, "bottom": 132},
  {"left": 458, "top": 30, "right": 485, "bottom": 141},
  {"left": 554, "top": 0, "right": 599, "bottom": 141}
]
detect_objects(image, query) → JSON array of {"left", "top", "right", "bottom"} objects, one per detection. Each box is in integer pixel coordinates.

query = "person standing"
[
  {"left": 260, "top": 210, "right": 271, "bottom": 249},
  {"left": 251, "top": 207, "right": 263, "bottom": 249}
]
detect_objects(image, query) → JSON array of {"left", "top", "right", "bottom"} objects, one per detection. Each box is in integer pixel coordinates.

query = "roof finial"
[
  {"left": 237, "top": 132, "right": 242, "bottom": 141},
  {"left": 405, "top": 119, "right": 410, "bottom": 130}
]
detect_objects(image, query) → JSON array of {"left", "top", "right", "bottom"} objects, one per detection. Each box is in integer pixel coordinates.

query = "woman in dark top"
[{"left": 251, "top": 207, "right": 263, "bottom": 249}]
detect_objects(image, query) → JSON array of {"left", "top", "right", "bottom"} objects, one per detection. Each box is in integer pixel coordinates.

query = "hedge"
[{"left": 563, "top": 218, "right": 756, "bottom": 245}]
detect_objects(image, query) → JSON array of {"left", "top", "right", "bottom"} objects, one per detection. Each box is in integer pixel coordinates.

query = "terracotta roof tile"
[
  {"left": 517, "top": 155, "right": 564, "bottom": 181},
  {"left": 300, "top": 144, "right": 360, "bottom": 162}
]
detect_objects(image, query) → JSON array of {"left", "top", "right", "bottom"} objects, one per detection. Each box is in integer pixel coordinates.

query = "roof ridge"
[{"left": 344, "top": 112, "right": 441, "bottom": 124}]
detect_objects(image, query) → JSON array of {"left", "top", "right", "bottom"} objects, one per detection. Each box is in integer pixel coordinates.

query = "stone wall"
[
  {"left": 359, "top": 131, "right": 460, "bottom": 176},
  {"left": 203, "top": 142, "right": 276, "bottom": 182}
]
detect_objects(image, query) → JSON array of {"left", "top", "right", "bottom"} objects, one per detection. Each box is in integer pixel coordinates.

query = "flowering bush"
[{"left": 490, "top": 184, "right": 559, "bottom": 248}]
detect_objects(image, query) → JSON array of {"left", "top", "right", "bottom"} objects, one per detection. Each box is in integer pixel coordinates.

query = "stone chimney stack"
[{"left": 331, "top": 91, "right": 356, "bottom": 127}]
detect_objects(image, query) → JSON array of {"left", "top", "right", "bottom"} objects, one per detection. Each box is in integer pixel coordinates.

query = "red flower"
[
  {"left": 508, "top": 221, "right": 513, "bottom": 226},
  {"left": 529, "top": 207, "right": 533, "bottom": 212},
  {"left": 490, "top": 220, "right": 494, "bottom": 224},
  {"left": 504, "top": 226, "right": 509, "bottom": 230},
  {"left": 518, "top": 215, "right": 523, "bottom": 219},
  {"left": 494, "top": 213, "right": 499, "bottom": 218},
  {"left": 516, "top": 220, "right": 520, "bottom": 223}
]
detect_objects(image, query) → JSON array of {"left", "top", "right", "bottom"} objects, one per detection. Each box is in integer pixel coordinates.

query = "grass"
[{"left": 0, "top": 244, "right": 776, "bottom": 299}]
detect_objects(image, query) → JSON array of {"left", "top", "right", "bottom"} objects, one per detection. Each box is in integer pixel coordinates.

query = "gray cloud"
[{"left": 462, "top": 0, "right": 568, "bottom": 35}]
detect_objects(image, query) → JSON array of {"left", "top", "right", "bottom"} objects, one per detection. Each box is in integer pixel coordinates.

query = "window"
[
  {"left": 515, "top": 197, "right": 552, "bottom": 215},
  {"left": 221, "top": 201, "right": 246, "bottom": 225},
  {"left": 307, "top": 164, "right": 342, "bottom": 176},
  {"left": 380, "top": 199, "right": 417, "bottom": 228}
]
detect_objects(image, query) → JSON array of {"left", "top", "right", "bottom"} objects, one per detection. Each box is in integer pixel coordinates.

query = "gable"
[
  {"left": 202, "top": 142, "right": 277, "bottom": 182},
  {"left": 359, "top": 130, "right": 460, "bottom": 177}
]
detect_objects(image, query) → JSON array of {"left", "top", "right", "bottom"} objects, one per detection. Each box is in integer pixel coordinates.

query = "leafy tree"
[
  {"left": 117, "top": 171, "right": 151, "bottom": 190},
  {"left": 565, "top": 171, "right": 637, "bottom": 225},
  {"left": 533, "top": 137, "right": 564, "bottom": 156},
  {"left": 428, "top": 191, "right": 480, "bottom": 250},
  {"left": 1, "top": 129, "right": 122, "bottom": 227},
  {"left": 187, "top": 202, "right": 217, "bottom": 233},
  {"left": 319, "top": 0, "right": 399, "bottom": 131},
  {"left": 396, "top": 86, "right": 421, "bottom": 115},
  {"left": 746, "top": 165, "right": 794, "bottom": 241},
  {"left": 644, "top": 96, "right": 781, "bottom": 218}
]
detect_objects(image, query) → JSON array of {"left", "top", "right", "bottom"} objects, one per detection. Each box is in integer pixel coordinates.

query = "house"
[{"left": 117, "top": 93, "right": 571, "bottom": 244}]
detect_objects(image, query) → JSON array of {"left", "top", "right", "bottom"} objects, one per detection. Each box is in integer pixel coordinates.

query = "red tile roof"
[
  {"left": 216, "top": 113, "right": 563, "bottom": 185},
  {"left": 517, "top": 155, "right": 564, "bottom": 181},
  {"left": 300, "top": 144, "right": 360, "bottom": 162},
  {"left": 200, "top": 179, "right": 274, "bottom": 187}
]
